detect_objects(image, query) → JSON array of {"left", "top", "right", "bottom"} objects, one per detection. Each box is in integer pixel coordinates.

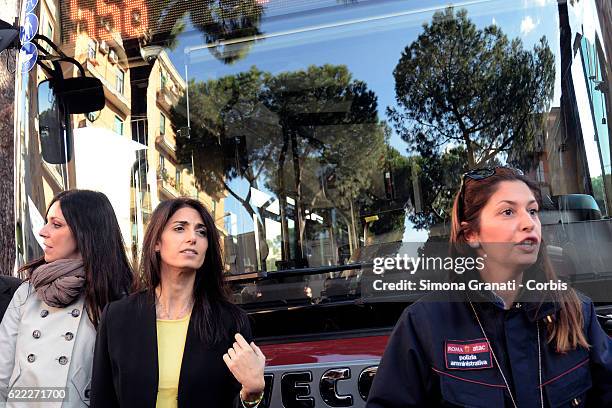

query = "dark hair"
[
  {"left": 19, "top": 189, "right": 134, "bottom": 328},
  {"left": 138, "top": 197, "right": 248, "bottom": 344},
  {"left": 450, "top": 168, "right": 588, "bottom": 353}
]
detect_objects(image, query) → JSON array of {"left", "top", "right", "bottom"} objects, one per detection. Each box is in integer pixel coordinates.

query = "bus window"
[{"left": 8, "top": 0, "right": 612, "bottom": 321}]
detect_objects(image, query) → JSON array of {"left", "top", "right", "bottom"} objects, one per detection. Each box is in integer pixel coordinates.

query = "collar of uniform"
[
  {"left": 515, "top": 281, "right": 560, "bottom": 322},
  {"left": 457, "top": 269, "right": 506, "bottom": 309},
  {"left": 458, "top": 268, "right": 560, "bottom": 322},
  {"left": 513, "top": 266, "right": 561, "bottom": 322}
]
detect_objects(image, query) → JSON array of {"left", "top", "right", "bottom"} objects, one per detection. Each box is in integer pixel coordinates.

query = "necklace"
[
  {"left": 467, "top": 297, "right": 544, "bottom": 408},
  {"left": 155, "top": 293, "right": 194, "bottom": 320}
]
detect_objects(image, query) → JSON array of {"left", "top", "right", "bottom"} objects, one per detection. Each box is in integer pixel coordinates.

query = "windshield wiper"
[{"left": 225, "top": 263, "right": 371, "bottom": 283}]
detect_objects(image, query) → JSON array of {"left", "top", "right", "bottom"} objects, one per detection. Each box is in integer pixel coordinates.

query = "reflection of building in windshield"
[
  {"left": 490, "top": 0, "right": 612, "bottom": 222},
  {"left": 31, "top": 0, "right": 228, "bottom": 262},
  {"left": 534, "top": 0, "right": 612, "bottom": 217},
  {"left": 71, "top": 34, "right": 131, "bottom": 137},
  {"left": 63, "top": 6, "right": 142, "bottom": 259}
]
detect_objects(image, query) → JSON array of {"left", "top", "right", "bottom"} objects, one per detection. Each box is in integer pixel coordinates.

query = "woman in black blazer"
[
  {"left": 91, "top": 198, "right": 266, "bottom": 408},
  {"left": 0, "top": 275, "right": 21, "bottom": 322}
]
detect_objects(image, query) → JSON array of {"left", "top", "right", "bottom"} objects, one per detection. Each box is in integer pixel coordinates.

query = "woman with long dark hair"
[
  {"left": 0, "top": 189, "right": 133, "bottom": 407},
  {"left": 366, "top": 167, "right": 612, "bottom": 407},
  {"left": 91, "top": 197, "right": 266, "bottom": 408}
]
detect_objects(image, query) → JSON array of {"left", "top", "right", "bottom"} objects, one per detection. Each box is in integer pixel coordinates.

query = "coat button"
[
  {"left": 27, "top": 354, "right": 36, "bottom": 363},
  {"left": 571, "top": 397, "right": 581, "bottom": 406},
  {"left": 40, "top": 310, "right": 49, "bottom": 318},
  {"left": 84, "top": 389, "right": 90, "bottom": 399},
  {"left": 32, "top": 330, "right": 41, "bottom": 339},
  {"left": 71, "top": 309, "right": 80, "bottom": 318},
  {"left": 58, "top": 356, "right": 68, "bottom": 365},
  {"left": 64, "top": 332, "right": 74, "bottom": 341}
]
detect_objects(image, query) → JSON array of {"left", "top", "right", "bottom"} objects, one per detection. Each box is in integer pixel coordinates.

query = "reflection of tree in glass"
[
  {"left": 358, "top": 146, "right": 410, "bottom": 241},
  {"left": 39, "top": 108, "right": 60, "bottom": 133},
  {"left": 172, "top": 68, "right": 269, "bottom": 268},
  {"left": 388, "top": 7, "right": 555, "bottom": 169},
  {"left": 259, "top": 65, "right": 386, "bottom": 265},
  {"left": 592, "top": 176, "right": 605, "bottom": 207},
  {"left": 388, "top": 7, "right": 555, "bottom": 230},
  {"left": 409, "top": 143, "right": 468, "bottom": 230},
  {"left": 39, "top": 109, "right": 55, "bottom": 123},
  {"left": 148, "top": 0, "right": 264, "bottom": 64},
  {"left": 173, "top": 65, "right": 387, "bottom": 270}
]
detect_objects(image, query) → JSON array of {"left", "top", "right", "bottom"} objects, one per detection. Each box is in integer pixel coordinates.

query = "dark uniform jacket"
[
  {"left": 0, "top": 275, "right": 21, "bottom": 323},
  {"left": 90, "top": 290, "right": 252, "bottom": 408},
  {"left": 366, "top": 272, "right": 612, "bottom": 408}
]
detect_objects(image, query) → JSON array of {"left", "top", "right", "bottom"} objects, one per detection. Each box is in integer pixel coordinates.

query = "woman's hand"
[{"left": 223, "top": 333, "right": 266, "bottom": 395}]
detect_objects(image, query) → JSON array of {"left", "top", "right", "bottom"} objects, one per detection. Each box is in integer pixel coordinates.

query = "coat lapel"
[
  {"left": 133, "top": 292, "right": 159, "bottom": 407},
  {"left": 176, "top": 315, "right": 198, "bottom": 407}
]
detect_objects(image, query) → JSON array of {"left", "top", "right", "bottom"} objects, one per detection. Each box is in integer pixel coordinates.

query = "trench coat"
[{"left": 0, "top": 283, "right": 95, "bottom": 408}]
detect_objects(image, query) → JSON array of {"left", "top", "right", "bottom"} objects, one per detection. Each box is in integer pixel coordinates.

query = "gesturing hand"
[{"left": 223, "top": 333, "right": 266, "bottom": 395}]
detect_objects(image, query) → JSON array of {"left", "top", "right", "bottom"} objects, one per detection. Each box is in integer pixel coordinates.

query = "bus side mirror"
[
  {"left": 55, "top": 76, "right": 105, "bottom": 114},
  {"left": 0, "top": 20, "right": 18, "bottom": 53},
  {"left": 37, "top": 76, "right": 104, "bottom": 164},
  {"left": 38, "top": 79, "right": 71, "bottom": 164}
]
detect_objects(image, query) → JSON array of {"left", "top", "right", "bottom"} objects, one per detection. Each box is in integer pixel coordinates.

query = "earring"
[{"left": 468, "top": 241, "right": 480, "bottom": 249}]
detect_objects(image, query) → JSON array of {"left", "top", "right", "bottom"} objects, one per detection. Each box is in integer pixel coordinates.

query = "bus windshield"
[{"left": 14, "top": 0, "right": 612, "bottom": 310}]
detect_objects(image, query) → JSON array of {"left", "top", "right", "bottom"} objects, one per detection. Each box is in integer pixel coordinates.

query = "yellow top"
[{"left": 155, "top": 314, "right": 191, "bottom": 408}]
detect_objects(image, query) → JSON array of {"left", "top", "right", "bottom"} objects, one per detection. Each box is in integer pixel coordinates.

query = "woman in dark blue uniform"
[{"left": 366, "top": 167, "right": 612, "bottom": 407}]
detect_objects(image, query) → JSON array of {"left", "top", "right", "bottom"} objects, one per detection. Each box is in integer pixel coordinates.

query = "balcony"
[
  {"left": 155, "top": 133, "right": 177, "bottom": 162},
  {"left": 156, "top": 85, "right": 180, "bottom": 113},
  {"left": 157, "top": 170, "right": 179, "bottom": 198},
  {"left": 99, "top": 40, "right": 109, "bottom": 54}
]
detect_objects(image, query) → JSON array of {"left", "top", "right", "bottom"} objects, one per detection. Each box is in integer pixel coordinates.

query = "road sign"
[
  {"left": 24, "top": 0, "right": 38, "bottom": 14},
  {"left": 20, "top": 42, "right": 37, "bottom": 73},
  {"left": 20, "top": 13, "right": 38, "bottom": 44}
]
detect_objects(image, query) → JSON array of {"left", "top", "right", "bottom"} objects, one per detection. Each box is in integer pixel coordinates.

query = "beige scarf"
[{"left": 30, "top": 259, "right": 86, "bottom": 308}]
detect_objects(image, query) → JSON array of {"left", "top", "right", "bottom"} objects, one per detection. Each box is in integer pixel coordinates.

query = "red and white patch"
[{"left": 444, "top": 338, "right": 494, "bottom": 370}]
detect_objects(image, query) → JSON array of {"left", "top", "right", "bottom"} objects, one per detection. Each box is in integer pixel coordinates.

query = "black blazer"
[
  {"left": 0, "top": 275, "right": 22, "bottom": 323},
  {"left": 90, "top": 291, "right": 252, "bottom": 408}
]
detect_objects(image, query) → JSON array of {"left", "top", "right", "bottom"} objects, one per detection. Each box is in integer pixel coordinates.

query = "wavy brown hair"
[
  {"left": 450, "top": 168, "right": 588, "bottom": 353},
  {"left": 137, "top": 197, "right": 248, "bottom": 344},
  {"left": 19, "top": 190, "right": 133, "bottom": 328}
]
